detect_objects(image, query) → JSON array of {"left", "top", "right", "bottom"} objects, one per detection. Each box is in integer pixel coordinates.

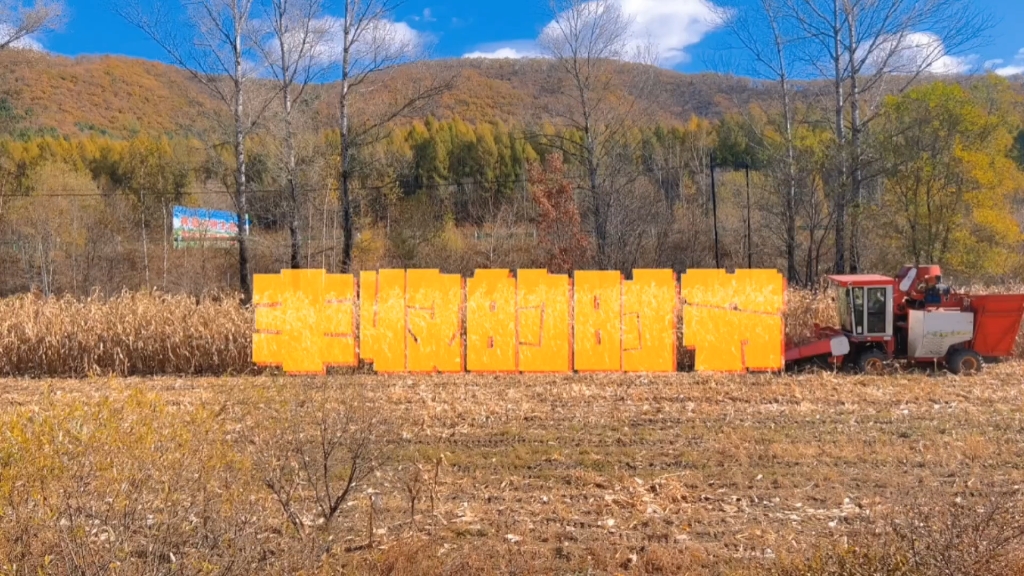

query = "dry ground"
[{"left": 2, "top": 364, "right": 1024, "bottom": 574}]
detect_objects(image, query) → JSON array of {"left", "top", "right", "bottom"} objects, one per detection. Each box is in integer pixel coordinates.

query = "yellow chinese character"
[
  {"left": 406, "top": 270, "right": 463, "bottom": 373},
  {"left": 680, "top": 270, "right": 785, "bottom": 372},
  {"left": 623, "top": 270, "right": 677, "bottom": 373},
  {"left": 253, "top": 269, "right": 357, "bottom": 374},
  {"left": 517, "top": 269, "right": 571, "bottom": 373},
  {"left": 466, "top": 269, "right": 517, "bottom": 373},
  {"left": 359, "top": 270, "right": 406, "bottom": 373}
]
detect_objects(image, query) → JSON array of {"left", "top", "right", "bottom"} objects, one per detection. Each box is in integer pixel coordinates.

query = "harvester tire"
[
  {"left": 854, "top": 349, "right": 888, "bottom": 375},
  {"left": 947, "top": 349, "right": 983, "bottom": 375}
]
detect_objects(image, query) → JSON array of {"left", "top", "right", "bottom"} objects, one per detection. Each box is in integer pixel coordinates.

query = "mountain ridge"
[{"left": 0, "top": 50, "right": 773, "bottom": 139}]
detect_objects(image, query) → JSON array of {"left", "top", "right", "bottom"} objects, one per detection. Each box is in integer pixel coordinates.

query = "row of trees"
[
  {"left": 0, "top": 0, "right": 1022, "bottom": 299},
  {"left": 105, "top": 0, "right": 460, "bottom": 303},
  {"left": 723, "top": 0, "right": 994, "bottom": 278},
  {"left": 2, "top": 74, "right": 1020, "bottom": 295}
]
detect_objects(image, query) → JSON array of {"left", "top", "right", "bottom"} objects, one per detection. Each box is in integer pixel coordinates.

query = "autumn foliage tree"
[
  {"left": 528, "top": 154, "right": 591, "bottom": 273},
  {"left": 873, "top": 78, "right": 1024, "bottom": 280}
]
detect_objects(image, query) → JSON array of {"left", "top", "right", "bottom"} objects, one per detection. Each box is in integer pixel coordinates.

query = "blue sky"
[{"left": 19, "top": 0, "right": 1024, "bottom": 76}]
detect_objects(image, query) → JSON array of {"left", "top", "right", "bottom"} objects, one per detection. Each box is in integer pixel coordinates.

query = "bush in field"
[
  {"left": 0, "top": 381, "right": 397, "bottom": 573},
  {"left": 0, "top": 387, "right": 269, "bottom": 572},
  {"left": 246, "top": 379, "right": 393, "bottom": 542}
]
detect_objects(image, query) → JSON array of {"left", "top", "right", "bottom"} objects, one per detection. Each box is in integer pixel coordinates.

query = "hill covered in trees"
[
  {"left": 0, "top": 50, "right": 778, "bottom": 139},
  {"left": 1, "top": 47, "right": 1022, "bottom": 299},
  {"left": 0, "top": 51, "right": 219, "bottom": 138}
]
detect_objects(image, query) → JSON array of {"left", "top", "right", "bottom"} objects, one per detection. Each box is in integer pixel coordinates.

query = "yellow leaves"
[{"left": 878, "top": 79, "right": 1024, "bottom": 280}]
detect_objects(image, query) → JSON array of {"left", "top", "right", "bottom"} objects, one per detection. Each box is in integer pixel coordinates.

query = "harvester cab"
[{"left": 785, "top": 265, "right": 1024, "bottom": 375}]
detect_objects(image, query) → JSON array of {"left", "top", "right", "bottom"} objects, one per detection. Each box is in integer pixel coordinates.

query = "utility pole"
[
  {"left": 710, "top": 152, "right": 721, "bottom": 269},
  {"left": 745, "top": 163, "right": 752, "bottom": 269}
]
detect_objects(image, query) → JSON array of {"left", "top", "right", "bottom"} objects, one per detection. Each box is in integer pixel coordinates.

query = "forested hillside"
[
  {"left": 0, "top": 51, "right": 774, "bottom": 138},
  {"left": 1, "top": 48, "right": 1022, "bottom": 299},
  {"left": 0, "top": 51, "right": 218, "bottom": 138}
]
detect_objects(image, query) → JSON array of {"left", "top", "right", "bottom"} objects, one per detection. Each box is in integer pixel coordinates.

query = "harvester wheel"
[
  {"left": 854, "top": 350, "right": 888, "bottom": 375},
  {"left": 947, "top": 349, "right": 983, "bottom": 375}
]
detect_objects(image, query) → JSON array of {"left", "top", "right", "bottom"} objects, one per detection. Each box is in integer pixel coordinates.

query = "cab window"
[{"left": 866, "top": 287, "right": 887, "bottom": 334}]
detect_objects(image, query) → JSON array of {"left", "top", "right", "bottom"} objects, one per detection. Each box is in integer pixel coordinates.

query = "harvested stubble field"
[{"left": 2, "top": 365, "right": 1024, "bottom": 575}]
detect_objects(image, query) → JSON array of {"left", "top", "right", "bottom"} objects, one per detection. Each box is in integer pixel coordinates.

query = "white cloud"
[
  {"left": 0, "top": 23, "right": 44, "bottom": 51},
  {"left": 463, "top": 0, "right": 726, "bottom": 68},
  {"left": 618, "top": 0, "right": 726, "bottom": 66},
  {"left": 463, "top": 47, "right": 540, "bottom": 59},
  {"left": 462, "top": 40, "right": 544, "bottom": 59},
  {"left": 422, "top": 8, "right": 436, "bottom": 23},
  {"left": 929, "top": 54, "right": 974, "bottom": 75},
  {"left": 296, "top": 16, "right": 425, "bottom": 65},
  {"left": 864, "top": 32, "right": 973, "bottom": 76},
  {"left": 253, "top": 15, "right": 427, "bottom": 81},
  {"left": 996, "top": 65, "right": 1024, "bottom": 76},
  {"left": 994, "top": 48, "right": 1024, "bottom": 77},
  {"left": 984, "top": 59, "right": 1004, "bottom": 69}
]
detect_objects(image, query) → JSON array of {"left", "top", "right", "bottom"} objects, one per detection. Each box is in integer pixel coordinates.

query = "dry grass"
[
  {"left": 0, "top": 285, "right": 1020, "bottom": 377},
  {"left": 2, "top": 366, "right": 1024, "bottom": 574}
]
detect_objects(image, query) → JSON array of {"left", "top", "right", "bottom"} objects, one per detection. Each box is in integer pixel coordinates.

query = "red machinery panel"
[{"left": 969, "top": 294, "right": 1024, "bottom": 357}]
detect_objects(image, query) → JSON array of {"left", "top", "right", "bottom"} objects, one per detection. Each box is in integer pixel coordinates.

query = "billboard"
[{"left": 172, "top": 206, "right": 249, "bottom": 248}]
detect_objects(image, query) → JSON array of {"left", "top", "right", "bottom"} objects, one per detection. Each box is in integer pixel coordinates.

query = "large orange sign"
[{"left": 253, "top": 269, "right": 786, "bottom": 374}]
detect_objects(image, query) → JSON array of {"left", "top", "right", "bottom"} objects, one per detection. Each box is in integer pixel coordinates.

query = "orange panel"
[
  {"left": 364, "top": 269, "right": 407, "bottom": 373},
  {"left": 573, "top": 271, "right": 622, "bottom": 372},
  {"left": 622, "top": 269, "right": 677, "bottom": 372},
  {"left": 680, "top": 269, "right": 785, "bottom": 372},
  {"left": 321, "top": 273, "right": 357, "bottom": 367},
  {"left": 466, "top": 269, "right": 517, "bottom": 373},
  {"left": 517, "top": 269, "right": 571, "bottom": 373},
  {"left": 252, "top": 269, "right": 357, "bottom": 374},
  {"left": 406, "top": 270, "right": 463, "bottom": 373},
  {"left": 279, "top": 269, "right": 326, "bottom": 374}
]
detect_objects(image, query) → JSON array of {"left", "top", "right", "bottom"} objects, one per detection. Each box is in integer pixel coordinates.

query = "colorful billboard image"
[{"left": 172, "top": 206, "right": 249, "bottom": 248}]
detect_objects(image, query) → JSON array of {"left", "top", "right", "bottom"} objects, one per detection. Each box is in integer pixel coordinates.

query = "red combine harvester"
[{"left": 785, "top": 265, "right": 1024, "bottom": 374}]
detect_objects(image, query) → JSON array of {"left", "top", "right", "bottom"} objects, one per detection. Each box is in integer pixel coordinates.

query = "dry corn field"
[
  {"left": 0, "top": 287, "right": 1021, "bottom": 377},
  {"left": 2, "top": 368, "right": 1024, "bottom": 575},
  {"left": 2, "top": 288, "right": 1024, "bottom": 575}
]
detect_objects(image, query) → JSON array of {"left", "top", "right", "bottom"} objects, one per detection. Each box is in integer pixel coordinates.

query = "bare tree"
[
  {"left": 783, "top": 0, "right": 849, "bottom": 273},
  {"left": 721, "top": 0, "right": 801, "bottom": 283},
  {"left": 539, "top": 0, "right": 657, "bottom": 269},
  {"left": 253, "top": 380, "right": 393, "bottom": 539},
  {"left": 0, "top": 0, "right": 64, "bottom": 50},
  {"left": 255, "top": 0, "right": 333, "bottom": 269},
  {"left": 117, "top": 0, "right": 279, "bottom": 304},
  {"left": 787, "top": 0, "right": 991, "bottom": 273},
  {"left": 335, "top": 0, "right": 451, "bottom": 272},
  {"left": 840, "top": 0, "right": 991, "bottom": 272}
]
